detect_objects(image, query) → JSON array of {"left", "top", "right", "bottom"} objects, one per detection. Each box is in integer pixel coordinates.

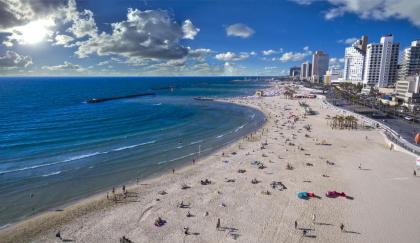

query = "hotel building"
[
  {"left": 363, "top": 35, "right": 399, "bottom": 88},
  {"left": 343, "top": 36, "right": 368, "bottom": 83}
]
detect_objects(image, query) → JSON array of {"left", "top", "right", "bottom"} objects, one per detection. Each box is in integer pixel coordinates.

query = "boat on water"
[{"left": 193, "top": 97, "right": 214, "bottom": 101}]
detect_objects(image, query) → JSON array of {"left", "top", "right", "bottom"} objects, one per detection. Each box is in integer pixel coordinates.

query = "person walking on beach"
[
  {"left": 340, "top": 223, "right": 345, "bottom": 232},
  {"left": 294, "top": 220, "right": 298, "bottom": 229},
  {"left": 312, "top": 214, "right": 316, "bottom": 224},
  {"left": 414, "top": 169, "right": 417, "bottom": 176},
  {"left": 172, "top": 169, "right": 175, "bottom": 174},
  {"left": 216, "top": 218, "right": 221, "bottom": 230},
  {"left": 193, "top": 159, "right": 195, "bottom": 165}
]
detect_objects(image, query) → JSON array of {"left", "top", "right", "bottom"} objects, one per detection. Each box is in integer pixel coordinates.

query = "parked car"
[{"left": 404, "top": 116, "right": 414, "bottom": 121}]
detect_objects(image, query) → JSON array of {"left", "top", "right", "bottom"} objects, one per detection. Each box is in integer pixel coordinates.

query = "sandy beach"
[{"left": 1, "top": 84, "right": 420, "bottom": 243}]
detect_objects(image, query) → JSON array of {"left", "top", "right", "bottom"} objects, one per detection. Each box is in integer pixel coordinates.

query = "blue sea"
[{"left": 0, "top": 76, "right": 267, "bottom": 227}]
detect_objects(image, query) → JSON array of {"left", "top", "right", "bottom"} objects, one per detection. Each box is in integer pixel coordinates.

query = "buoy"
[{"left": 415, "top": 133, "right": 420, "bottom": 144}]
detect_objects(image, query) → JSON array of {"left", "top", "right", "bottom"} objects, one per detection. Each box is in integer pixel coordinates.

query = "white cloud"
[
  {"left": 54, "top": 34, "right": 74, "bottom": 47},
  {"left": 0, "top": 0, "right": 68, "bottom": 31},
  {"left": 75, "top": 8, "right": 190, "bottom": 60},
  {"left": 2, "top": 18, "right": 55, "bottom": 46},
  {"left": 67, "top": 8, "right": 98, "bottom": 38},
  {"left": 42, "top": 61, "right": 82, "bottom": 71},
  {"left": 291, "top": 0, "right": 420, "bottom": 27},
  {"left": 182, "top": 19, "right": 200, "bottom": 40},
  {"left": 277, "top": 46, "right": 312, "bottom": 62},
  {"left": 329, "top": 57, "right": 344, "bottom": 69},
  {"left": 224, "top": 62, "right": 235, "bottom": 74},
  {"left": 226, "top": 23, "right": 255, "bottom": 38},
  {"left": 264, "top": 66, "right": 279, "bottom": 70},
  {"left": 215, "top": 52, "right": 250, "bottom": 61},
  {"left": 188, "top": 48, "right": 213, "bottom": 62},
  {"left": 289, "top": 0, "right": 314, "bottom": 5},
  {"left": 338, "top": 37, "right": 358, "bottom": 45},
  {"left": 0, "top": 51, "right": 32, "bottom": 69},
  {"left": 97, "top": 61, "right": 110, "bottom": 66},
  {"left": 262, "top": 49, "right": 280, "bottom": 56}
]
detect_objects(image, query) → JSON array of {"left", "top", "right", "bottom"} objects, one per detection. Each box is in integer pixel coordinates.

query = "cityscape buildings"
[
  {"left": 363, "top": 35, "right": 399, "bottom": 88},
  {"left": 343, "top": 36, "right": 368, "bottom": 82},
  {"left": 311, "top": 51, "right": 329, "bottom": 83}
]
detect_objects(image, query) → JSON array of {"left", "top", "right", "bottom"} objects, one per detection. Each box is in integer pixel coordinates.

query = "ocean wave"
[
  {"left": 189, "top": 139, "right": 203, "bottom": 145},
  {"left": 0, "top": 224, "right": 11, "bottom": 230},
  {"left": 0, "top": 140, "right": 157, "bottom": 175},
  {"left": 42, "top": 171, "right": 62, "bottom": 177},
  {"left": 250, "top": 113, "right": 256, "bottom": 119},
  {"left": 157, "top": 152, "right": 198, "bottom": 165},
  {"left": 235, "top": 123, "right": 247, "bottom": 132},
  {"left": 153, "top": 103, "right": 162, "bottom": 106},
  {"left": 216, "top": 134, "right": 224, "bottom": 138},
  {"left": 0, "top": 161, "right": 64, "bottom": 175},
  {"left": 63, "top": 152, "right": 106, "bottom": 162},
  {"left": 112, "top": 140, "right": 156, "bottom": 151}
]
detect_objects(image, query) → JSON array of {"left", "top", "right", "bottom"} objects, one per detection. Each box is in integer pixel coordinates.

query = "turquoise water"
[{"left": 0, "top": 76, "right": 267, "bottom": 227}]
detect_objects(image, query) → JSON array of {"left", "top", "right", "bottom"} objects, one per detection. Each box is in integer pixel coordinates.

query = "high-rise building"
[
  {"left": 343, "top": 36, "right": 368, "bottom": 82},
  {"left": 311, "top": 51, "right": 329, "bottom": 83},
  {"left": 300, "top": 61, "right": 312, "bottom": 80},
  {"left": 363, "top": 35, "right": 399, "bottom": 88},
  {"left": 289, "top": 66, "right": 301, "bottom": 77},
  {"left": 398, "top": 40, "right": 420, "bottom": 80}
]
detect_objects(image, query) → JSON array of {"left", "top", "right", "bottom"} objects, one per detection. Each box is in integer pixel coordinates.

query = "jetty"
[
  {"left": 87, "top": 92, "right": 155, "bottom": 104},
  {"left": 193, "top": 97, "right": 214, "bottom": 101}
]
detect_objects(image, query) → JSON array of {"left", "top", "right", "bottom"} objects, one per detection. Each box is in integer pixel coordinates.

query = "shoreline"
[
  {"left": 0, "top": 94, "right": 269, "bottom": 242},
  {"left": 2, "top": 83, "right": 420, "bottom": 242}
]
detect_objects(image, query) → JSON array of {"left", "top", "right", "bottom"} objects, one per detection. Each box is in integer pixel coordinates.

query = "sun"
[{"left": 14, "top": 19, "right": 54, "bottom": 45}]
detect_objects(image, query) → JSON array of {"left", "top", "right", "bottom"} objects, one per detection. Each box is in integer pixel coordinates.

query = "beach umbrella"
[{"left": 416, "top": 133, "right": 420, "bottom": 144}]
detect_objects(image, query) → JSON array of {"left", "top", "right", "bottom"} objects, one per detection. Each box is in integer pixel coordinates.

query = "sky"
[{"left": 0, "top": 0, "right": 419, "bottom": 76}]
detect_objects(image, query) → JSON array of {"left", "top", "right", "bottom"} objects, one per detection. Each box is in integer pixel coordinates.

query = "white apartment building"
[
  {"left": 363, "top": 35, "right": 399, "bottom": 88},
  {"left": 399, "top": 40, "right": 420, "bottom": 80},
  {"left": 343, "top": 36, "right": 368, "bottom": 82},
  {"left": 395, "top": 75, "right": 420, "bottom": 110}
]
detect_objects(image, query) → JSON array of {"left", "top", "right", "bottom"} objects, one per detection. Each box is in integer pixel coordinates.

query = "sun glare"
[{"left": 15, "top": 19, "right": 54, "bottom": 45}]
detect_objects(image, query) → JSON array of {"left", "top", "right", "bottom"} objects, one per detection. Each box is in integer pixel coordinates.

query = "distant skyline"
[{"left": 0, "top": 0, "right": 419, "bottom": 76}]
